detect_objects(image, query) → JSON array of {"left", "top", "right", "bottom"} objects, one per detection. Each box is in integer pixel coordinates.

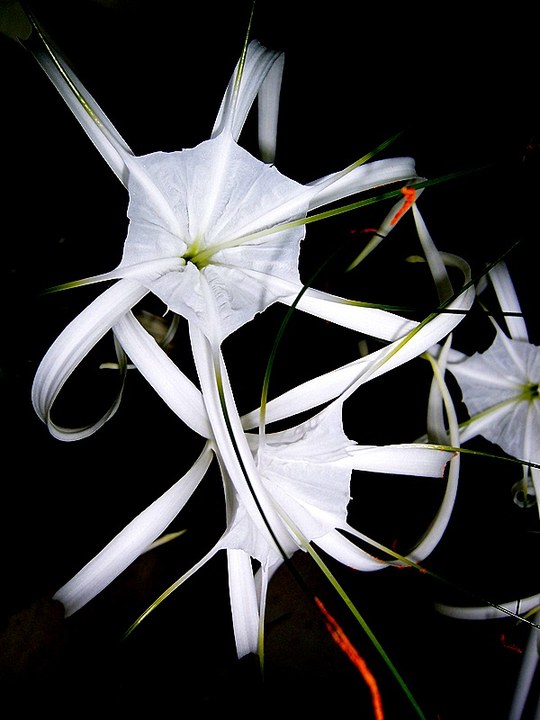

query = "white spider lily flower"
[
  {"left": 30, "top": 27, "right": 418, "bottom": 343},
  {"left": 54, "top": 327, "right": 454, "bottom": 658},
  {"left": 420, "top": 259, "right": 540, "bottom": 720},
  {"left": 25, "top": 19, "right": 428, "bottom": 439},
  {"left": 445, "top": 261, "right": 540, "bottom": 509}
]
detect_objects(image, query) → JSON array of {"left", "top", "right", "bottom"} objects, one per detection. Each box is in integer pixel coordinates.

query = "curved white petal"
[
  {"left": 344, "top": 443, "right": 453, "bottom": 478},
  {"left": 409, "top": 336, "right": 462, "bottom": 561},
  {"left": 32, "top": 279, "right": 148, "bottom": 440},
  {"left": 54, "top": 444, "right": 213, "bottom": 616},
  {"left": 412, "top": 204, "right": 454, "bottom": 303},
  {"left": 489, "top": 261, "right": 528, "bottom": 341},
  {"left": 244, "top": 271, "right": 417, "bottom": 341},
  {"left": 314, "top": 529, "right": 386, "bottom": 571},
  {"left": 425, "top": 335, "right": 455, "bottom": 444},
  {"left": 211, "top": 40, "right": 284, "bottom": 148},
  {"left": 29, "top": 17, "right": 133, "bottom": 184},
  {"left": 113, "top": 312, "right": 210, "bottom": 437}
]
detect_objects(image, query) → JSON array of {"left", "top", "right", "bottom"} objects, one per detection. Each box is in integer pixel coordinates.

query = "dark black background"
[{"left": 1, "top": 1, "right": 539, "bottom": 717}]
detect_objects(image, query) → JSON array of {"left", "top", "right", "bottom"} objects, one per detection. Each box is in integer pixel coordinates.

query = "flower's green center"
[
  {"left": 182, "top": 237, "right": 209, "bottom": 270},
  {"left": 522, "top": 382, "right": 539, "bottom": 401}
]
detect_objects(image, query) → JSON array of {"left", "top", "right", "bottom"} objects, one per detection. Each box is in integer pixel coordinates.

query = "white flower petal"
[
  {"left": 412, "top": 205, "right": 454, "bottom": 302},
  {"left": 449, "top": 336, "right": 528, "bottom": 400},
  {"left": 486, "top": 401, "right": 540, "bottom": 463},
  {"left": 489, "top": 262, "right": 529, "bottom": 341},
  {"left": 247, "top": 272, "right": 416, "bottom": 341},
  {"left": 32, "top": 279, "right": 148, "bottom": 440},
  {"left": 211, "top": 40, "right": 284, "bottom": 147},
  {"left": 227, "top": 549, "right": 261, "bottom": 657},
  {"left": 345, "top": 443, "right": 453, "bottom": 478},
  {"left": 314, "top": 530, "right": 386, "bottom": 571},
  {"left": 112, "top": 312, "right": 210, "bottom": 437},
  {"left": 308, "top": 157, "right": 417, "bottom": 210},
  {"left": 426, "top": 335, "right": 453, "bottom": 444},
  {"left": 410, "top": 334, "right": 462, "bottom": 561},
  {"left": 458, "top": 401, "right": 518, "bottom": 444},
  {"left": 251, "top": 403, "right": 353, "bottom": 538},
  {"left": 256, "top": 51, "right": 284, "bottom": 162},
  {"left": 30, "top": 20, "right": 133, "bottom": 184},
  {"left": 54, "top": 444, "right": 213, "bottom": 616}
]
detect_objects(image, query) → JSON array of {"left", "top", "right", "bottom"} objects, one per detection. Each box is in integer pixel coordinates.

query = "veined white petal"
[
  {"left": 125, "top": 154, "right": 187, "bottom": 238},
  {"left": 457, "top": 396, "right": 536, "bottom": 469},
  {"left": 54, "top": 444, "right": 213, "bottom": 616},
  {"left": 448, "top": 339, "right": 528, "bottom": 396},
  {"left": 204, "top": 157, "right": 418, "bottom": 256},
  {"left": 483, "top": 400, "right": 535, "bottom": 460},
  {"left": 458, "top": 401, "right": 519, "bottom": 444},
  {"left": 248, "top": 403, "right": 353, "bottom": 540},
  {"left": 449, "top": 331, "right": 540, "bottom": 412},
  {"left": 227, "top": 549, "right": 260, "bottom": 657},
  {"left": 32, "top": 279, "right": 148, "bottom": 439},
  {"left": 113, "top": 312, "right": 210, "bottom": 438},
  {"left": 492, "top": 328, "right": 534, "bottom": 380}
]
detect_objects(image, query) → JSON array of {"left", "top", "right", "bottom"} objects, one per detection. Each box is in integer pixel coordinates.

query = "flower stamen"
[{"left": 390, "top": 186, "right": 416, "bottom": 225}]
